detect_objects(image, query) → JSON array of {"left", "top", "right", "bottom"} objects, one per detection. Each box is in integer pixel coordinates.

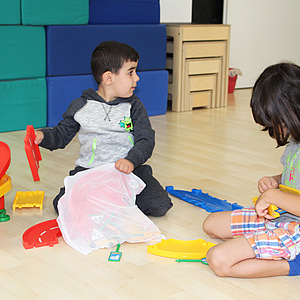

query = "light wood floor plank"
[{"left": 0, "top": 89, "right": 298, "bottom": 299}]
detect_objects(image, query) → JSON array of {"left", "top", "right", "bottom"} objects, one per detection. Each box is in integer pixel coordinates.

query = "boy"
[{"left": 35, "top": 41, "right": 173, "bottom": 216}]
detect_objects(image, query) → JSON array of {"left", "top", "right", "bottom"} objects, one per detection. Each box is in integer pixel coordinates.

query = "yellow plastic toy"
[
  {"left": 13, "top": 190, "right": 45, "bottom": 210},
  {"left": 279, "top": 184, "right": 300, "bottom": 195},
  {"left": 147, "top": 238, "right": 216, "bottom": 259},
  {"left": 0, "top": 174, "right": 12, "bottom": 222},
  {"left": 0, "top": 174, "right": 12, "bottom": 197},
  {"left": 252, "top": 184, "right": 300, "bottom": 218}
]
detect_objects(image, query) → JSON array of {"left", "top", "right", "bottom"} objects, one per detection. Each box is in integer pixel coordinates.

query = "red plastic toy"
[
  {"left": 0, "top": 141, "right": 10, "bottom": 180},
  {"left": 0, "top": 141, "right": 11, "bottom": 222},
  {"left": 22, "top": 219, "right": 62, "bottom": 249},
  {"left": 24, "top": 125, "right": 42, "bottom": 181}
]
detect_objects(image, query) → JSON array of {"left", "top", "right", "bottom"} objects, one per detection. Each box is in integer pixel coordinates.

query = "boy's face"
[{"left": 112, "top": 60, "right": 139, "bottom": 99}]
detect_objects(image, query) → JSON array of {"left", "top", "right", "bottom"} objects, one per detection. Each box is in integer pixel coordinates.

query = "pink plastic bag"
[{"left": 57, "top": 163, "right": 164, "bottom": 255}]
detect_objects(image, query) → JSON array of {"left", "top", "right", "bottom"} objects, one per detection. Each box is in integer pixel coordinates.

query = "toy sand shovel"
[{"left": 108, "top": 244, "right": 122, "bottom": 262}]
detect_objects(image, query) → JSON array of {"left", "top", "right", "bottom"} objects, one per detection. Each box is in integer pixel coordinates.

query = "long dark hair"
[{"left": 250, "top": 62, "right": 300, "bottom": 147}]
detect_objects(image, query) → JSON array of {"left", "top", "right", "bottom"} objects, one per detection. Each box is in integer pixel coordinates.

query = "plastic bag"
[
  {"left": 57, "top": 163, "right": 165, "bottom": 255},
  {"left": 229, "top": 68, "right": 243, "bottom": 77}
]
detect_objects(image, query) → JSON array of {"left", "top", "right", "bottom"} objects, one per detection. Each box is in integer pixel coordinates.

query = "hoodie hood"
[{"left": 81, "top": 88, "right": 137, "bottom": 105}]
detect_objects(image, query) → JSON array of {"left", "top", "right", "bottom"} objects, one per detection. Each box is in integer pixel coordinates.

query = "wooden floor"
[{"left": 0, "top": 89, "right": 299, "bottom": 299}]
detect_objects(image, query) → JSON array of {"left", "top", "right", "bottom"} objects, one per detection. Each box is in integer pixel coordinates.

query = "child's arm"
[
  {"left": 35, "top": 97, "right": 85, "bottom": 151},
  {"left": 124, "top": 99, "right": 155, "bottom": 168},
  {"left": 255, "top": 188, "right": 300, "bottom": 219},
  {"left": 115, "top": 159, "right": 134, "bottom": 174},
  {"left": 258, "top": 174, "right": 282, "bottom": 193}
]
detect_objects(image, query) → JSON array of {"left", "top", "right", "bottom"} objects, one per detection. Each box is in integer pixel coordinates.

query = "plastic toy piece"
[
  {"left": 0, "top": 141, "right": 11, "bottom": 222},
  {"left": 176, "top": 258, "right": 208, "bottom": 265},
  {"left": 147, "top": 238, "right": 216, "bottom": 259},
  {"left": 0, "top": 174, "right": 12, "bottom": 199},
  {"left": 279, "top": 184, "right": 300, "bottom": 195},
  {"left": 108, "top": 244, "right": 122, "bottom": 262},
  {"left": 0, "top": 174, "right": 11, "bottom": 222},
  {"left": 166, "top": 186, "right": 243, "bottom": 213},
  {"left": 0, "top": 141, "right": 10, "bottom": 180},
  {"left": 252, "top": 196, "right": 280, "bottom": 218},
  {"left": 253, "top": 185, "right": 300, "bottom": 218},
  {"left": 24, "top": 125, "right": 42, "bottom": 181},
  {"left": 13, "top": 190, "right": 45, "bottom": 210},
  {"left": 22, "top": 219, "right": 62, "bottom": 249}
]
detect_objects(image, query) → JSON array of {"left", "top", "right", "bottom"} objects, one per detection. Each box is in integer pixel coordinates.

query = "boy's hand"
[
  {"left": 258, "top": 176, "right": 279, "bottom": 194},
  {"left": 115, "top": 159, "right": 134, "bottom": 174},
  {"left": 35, "top": 131, "right": 44, "bottom": 144}
]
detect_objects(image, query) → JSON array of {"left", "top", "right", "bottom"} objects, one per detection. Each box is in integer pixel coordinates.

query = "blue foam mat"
[
  {"left": 89, "top": 0, "right": 160, "bottom": 24},
  {"left": 46, "top": 70, "right": 168, "bottom": 127},
  {"left": 166, "top": 186, "right": 243, "bottom": 213},
  {"left": 46, "top": 24, "right": 166, "bottom": 76}
]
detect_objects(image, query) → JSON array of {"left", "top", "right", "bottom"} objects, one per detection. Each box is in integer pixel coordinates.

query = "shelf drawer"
[
  {"left": 184, "top": 41, "right": 226, "bottom": 59},
  {"left": 186, "top": 58, "right": 221, "bottom": 75},
  {"left": 190, "top": 91, "right": 211, "bottom": 108},
  {"left": 181, "top": 25, "right": 230, "bottom": 41},
  {"left": 190, "top": 74, "right": 215, "bottom": 91}
]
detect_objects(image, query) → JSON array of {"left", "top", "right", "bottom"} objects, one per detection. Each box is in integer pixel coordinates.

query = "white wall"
[
  {"left": 160, "top": 0, "right": 192, "bottom": 23},
  {"left": 160, "top": 0, "right": 300, "bottom": 89},
  {"left": 226, "top": 0, "right": 300, "bottom": 88}
]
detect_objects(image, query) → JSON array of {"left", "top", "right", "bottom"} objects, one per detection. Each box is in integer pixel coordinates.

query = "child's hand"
[
  {"left": 35, "top": 131, "right": 44, "bottom": 144},
  {"left": 254, "top": 188, "right": 277, "bottom": 219},
  {"left": 115, "top": 159, "right": 134, "bottom": 174},
  {"left": 258, "top": 176, "right": 279, "bottom": 194}
]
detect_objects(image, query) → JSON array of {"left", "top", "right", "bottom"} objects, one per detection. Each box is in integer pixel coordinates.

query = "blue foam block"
[
  {"left": 166, "top": 186, "right": 243, "bottom": 213},
  {"left": 135, "top": 70, "right": 168, "bottom": 116},
  {"left": 21, "top": 0, "right": 89, "bottom": 25},
  {"left": 46, "top": 70, "right": 168, "bottom": 127},
  {"left": 46, "top": 24, "right": 166, "bottom": 76},
  {"left": 46, "top": 75, "right": 98, "bottom": 127},
  {"left": 89, "top": 0, "right": 160, "bottom": 24}
]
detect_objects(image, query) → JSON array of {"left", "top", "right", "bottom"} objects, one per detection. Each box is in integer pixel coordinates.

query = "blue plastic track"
[{"left": 166, "top": 186, "right": 243, "bottom": 213}]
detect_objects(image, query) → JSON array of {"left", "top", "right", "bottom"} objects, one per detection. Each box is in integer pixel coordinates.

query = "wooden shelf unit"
[{"left": 166, "top": 24, "right": 231, "bottom": 112}]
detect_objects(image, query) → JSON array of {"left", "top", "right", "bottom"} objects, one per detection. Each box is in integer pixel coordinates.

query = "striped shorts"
[{"left": 231, "top": 206, "right": 300, "bottom": 260}]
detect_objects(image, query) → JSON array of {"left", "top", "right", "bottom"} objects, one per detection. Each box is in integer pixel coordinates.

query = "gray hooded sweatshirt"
[{"left": 39, "top": 88, "right": 155, "bottom": 169}]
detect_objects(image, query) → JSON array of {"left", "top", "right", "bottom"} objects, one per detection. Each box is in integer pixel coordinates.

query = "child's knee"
[
  {"left": 206, "top": 246, "right": 230, "bottom": 277},
  {"left": 202, "top": 214, "right": 218, "bottom": 238}
]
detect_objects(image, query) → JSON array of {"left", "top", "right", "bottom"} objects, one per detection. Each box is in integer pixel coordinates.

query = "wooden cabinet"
[{"left": 166, "top": 24, "right": 230, "bottom": 112}]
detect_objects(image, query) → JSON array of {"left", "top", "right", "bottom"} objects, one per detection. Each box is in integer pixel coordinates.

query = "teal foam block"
[
  {"left": 0, "top": 26, "right": 45, "bottom": 80},
  {"left": 0, "top": 0, "right": 21, "bottom": 24},
  {"left": 0, "top": 78, "right": 47, "bottom": 132},
  {"left": 21, "top": 0, "right": 89, "bottom": 25}
]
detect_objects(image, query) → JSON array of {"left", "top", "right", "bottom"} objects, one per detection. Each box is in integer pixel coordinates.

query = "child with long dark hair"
[{"left": 203, "top": 62, "right": 300, "bottom": 277}]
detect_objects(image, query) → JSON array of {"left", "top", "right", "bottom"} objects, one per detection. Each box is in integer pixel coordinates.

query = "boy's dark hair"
[
  {"left": 250, "top": 62, "right": 300, "bottom": 147},
  {"left": 91, "top": 41, "right": 139, "bottom": 85}
]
